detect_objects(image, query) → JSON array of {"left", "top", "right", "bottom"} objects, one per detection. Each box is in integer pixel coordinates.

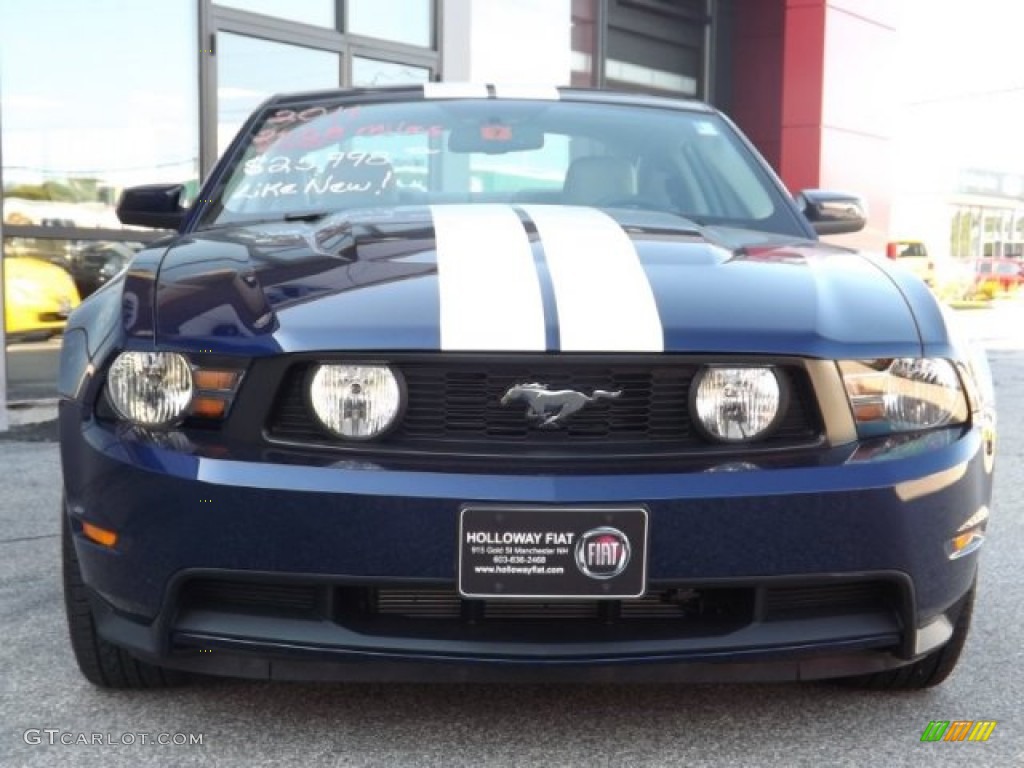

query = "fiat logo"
[{"left": 574, "top": 527, "right": 631, "bottom": 580}]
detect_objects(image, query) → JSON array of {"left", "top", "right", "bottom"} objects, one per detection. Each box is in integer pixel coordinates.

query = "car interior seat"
[
  {"left": 562, "top": 156, "right": 636, "bottom": 206},
  {"left": 636, "top": 156, "right": 677, "bottom": 209}
]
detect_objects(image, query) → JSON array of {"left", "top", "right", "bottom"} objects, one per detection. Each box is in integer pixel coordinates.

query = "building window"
[
  {"left": 352, "top": 57, "right": 431, "bottom": 87},
  {"left": 207, "top": 1, "right": 440, "bottom": 171},
  {"left": 214, "top": 0, "right": 335, "bottom": 27},
  {"left": 216, "top": 33, "right": 341, "bottom": 154},
  {"left": 950, "top": 204, "right": 1024, "bottom": 260},
  {"left": 1, "top": 0, "right": 198, "bottom": 232},
  {"left": 347, "top": 0, "right": 433, "bottom": 47},
  {"left": 605, "top": 0, "right": 705, "bottom": 96}
]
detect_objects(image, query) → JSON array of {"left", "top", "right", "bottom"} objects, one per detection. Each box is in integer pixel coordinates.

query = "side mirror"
[
  {"left": 116, "top": 184, "right": 186, "bottom": 230},
  {"left": 797, "top": 189, "right": 867, "bottom": 236}
]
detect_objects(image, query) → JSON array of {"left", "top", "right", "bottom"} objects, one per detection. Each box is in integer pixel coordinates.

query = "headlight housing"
[
  {"left": 839, "top": 358, "right": 969, "bottom": 435},
  {"left": 690, "top": 366, "right": 784, "bottom": 442},
  {"left": 309, "top": 364, "right": 403, "bottom": 439},
  {"left": 106, "top": 352, "right": 194, "bottom": 427}
]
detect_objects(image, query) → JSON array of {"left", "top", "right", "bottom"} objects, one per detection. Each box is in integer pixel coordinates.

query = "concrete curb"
[{"left": 3, "top": 399, "right": 59, "bottom": 428}]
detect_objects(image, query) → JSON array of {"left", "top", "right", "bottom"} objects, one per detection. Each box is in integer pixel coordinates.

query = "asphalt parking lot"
[{"left": 0, "top": 306, "right": 1021, "bottom": 767}]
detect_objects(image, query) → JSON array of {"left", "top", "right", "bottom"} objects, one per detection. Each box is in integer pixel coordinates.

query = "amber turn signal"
[
  {"left": 852, "top": 401, "right": 884, "bottom": 422},
  {"left": 81, "top": 521, "right": 118, "bottom": 548},
  {"left": 191, "top": 397, "right": 228, "bottom": 419},
  {"left": 950, "top": 532, "right": 974, "bottom": 551},
  {"left": 194, "top": 370, "right": 240, "bottom": 391},
  {"left": 188, "top": 367, "right": 243, "bottom": 420},
  {"left": 947, "top": 526, "right": 986, "bottom": 560}
]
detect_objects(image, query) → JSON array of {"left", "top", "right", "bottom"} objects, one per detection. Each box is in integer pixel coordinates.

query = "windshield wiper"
[
  {"left": 283, "top": 211, "right": 332, "bottom": 222},
  {"left": 197, "top": 212, "right": 333, "bottom": 231}
]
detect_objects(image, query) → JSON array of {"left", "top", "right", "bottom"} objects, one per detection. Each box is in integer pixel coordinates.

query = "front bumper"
[{"left": 62, "top": 405, "right": 990, "bottom": 682}]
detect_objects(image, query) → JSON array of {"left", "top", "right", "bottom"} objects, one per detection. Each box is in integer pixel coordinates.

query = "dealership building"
[{"left": 0, "top": 0, "right": 900, "bottom": 416}]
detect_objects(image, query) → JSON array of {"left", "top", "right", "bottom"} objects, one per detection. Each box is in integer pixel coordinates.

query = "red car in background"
[{"left": 970, "top": 258, "right": 1024, "bottom": 297}]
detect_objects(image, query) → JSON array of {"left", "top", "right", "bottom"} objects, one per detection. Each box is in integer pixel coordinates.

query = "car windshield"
[
  {"left": 197, "top": 96, "right": 801, "bottom": 235},
  {"left": 894, "top": 242, "right": 926, "bottom": 258}
]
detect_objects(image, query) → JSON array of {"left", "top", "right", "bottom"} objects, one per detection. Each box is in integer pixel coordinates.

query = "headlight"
[
  {"left": 309, "top": 364, "right": 402, "bottom": 439},
  {"left": 107, "top": 352, "right": 194, "bottom": 427},
  {"left": 839, "top": 358, "right": 969, "bottom": 435},
  {"left": 690, "top": 366, "right": 783, "bottom": 442}
]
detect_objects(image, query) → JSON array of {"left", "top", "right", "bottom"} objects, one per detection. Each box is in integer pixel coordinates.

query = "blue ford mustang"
[{"left": 60, "top": 85, "right": 996, "bottom": 688}]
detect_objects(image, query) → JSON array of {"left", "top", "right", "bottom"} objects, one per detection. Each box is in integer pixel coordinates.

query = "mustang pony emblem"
[{"left": 500, "top": 383, "right": 622, "bottom": 428}]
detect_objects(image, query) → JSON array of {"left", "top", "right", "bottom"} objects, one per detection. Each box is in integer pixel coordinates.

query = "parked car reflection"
[
  {"left": 69, "top": 241, "right": 143, "bottom": 298},
  {"left": 3, "top": 256, "right": 81, "bottom": 341},
  {"left": 970, "top": 257, "right": 1023, "bottom": 298}
]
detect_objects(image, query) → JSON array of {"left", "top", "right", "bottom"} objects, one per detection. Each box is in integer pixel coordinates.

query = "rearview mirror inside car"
[{"left": 448, "top": 122, "right": 545, "bottom": 154}]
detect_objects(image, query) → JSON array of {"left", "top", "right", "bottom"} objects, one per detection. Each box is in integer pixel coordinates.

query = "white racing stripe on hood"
[
  {"left": 423, "top": 82, "right": 489, "bottom": 99},
  {"left": 431, "top": 204, "right": 546, "bottom": 351},
  {"left": 492, "top": 85, "right": 560, "bottom": 100},
  {"left": 522, "top": 205, "right": 664, "bottom": 352}
]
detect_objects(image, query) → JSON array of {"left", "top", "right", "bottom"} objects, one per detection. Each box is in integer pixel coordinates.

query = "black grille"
[
  {"left": 177, "top": 579, "right": 753, "bottom": 626},
  {"left": 399, "top": 364, "right": 691, "bottom": 442},
  {"left": 265, "top": 358, "right": 822, "bottom": 457},
  {"left": 763, "top": 582, "right": 898, "bottom": 620},
  {"left": 179, "top": 580, "right": 320, "bottom": 615},
  {"left": 175, "top": 579, "right": 901, "bottom": 634},
  {"left": 375, "top": 587, "right": 725, "bottom": 621}
]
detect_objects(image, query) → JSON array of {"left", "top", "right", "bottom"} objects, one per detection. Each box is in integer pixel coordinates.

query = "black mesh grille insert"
[
  {"left": 763, "top": 581, "right": 898, "bottom": 620},
  {"left": 376, "top": 588, "right": 461, "bottom": 619},
  {"left": 179, "top": 580, "right": 320, "bottom": 616},
  {"left": 176, "top": 579, "right": 899, "bottom": 627},
  {"left": 398, "top": 364, "right": 691, "bottom": 441}
]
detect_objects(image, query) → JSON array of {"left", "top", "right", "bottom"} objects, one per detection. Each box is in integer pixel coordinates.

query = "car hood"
[{"left": 152, "top": 205, "right": 923, "bottom": 358}]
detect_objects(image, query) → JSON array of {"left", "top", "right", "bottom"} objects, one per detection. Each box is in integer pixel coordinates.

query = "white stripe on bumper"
[
  {"left": 431, "top": 205, "right": 546, "bottom": 351},
  {"left": 522, "top": 206, "right": 664, "bottom": 352}
]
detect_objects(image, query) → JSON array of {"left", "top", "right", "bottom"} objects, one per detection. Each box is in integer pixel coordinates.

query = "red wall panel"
[
  {"left": 730, "top": 0, "right": 896, "bottom": 249},
  {"left": 780, "top": 0, "right": 896, "bottom": 249}
]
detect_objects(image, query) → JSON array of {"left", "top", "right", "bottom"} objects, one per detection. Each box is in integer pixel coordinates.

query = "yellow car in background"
[
  {"left": 886, "top": 240, "right": 934, "bottom": 286},
  {"left": 3, "top": 256, "right": 81, "bottom": 340}
]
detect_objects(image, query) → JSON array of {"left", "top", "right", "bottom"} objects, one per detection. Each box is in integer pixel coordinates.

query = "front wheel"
[
  {"left": 62, "top": 501, "right": 186, "bottom": 688},
  {"left": 842, "top": 584, "right": 975, "bottom": 690}
]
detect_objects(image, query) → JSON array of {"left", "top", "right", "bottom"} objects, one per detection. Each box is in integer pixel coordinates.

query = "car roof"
[{"left": 266, "top": 84, "right": 716, "bottom": 114}]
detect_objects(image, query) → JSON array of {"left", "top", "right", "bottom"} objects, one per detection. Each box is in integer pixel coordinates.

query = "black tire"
[
  {"left": 841, "top": 584, "right": 975, "bottom": 690},
  {"left": 62, "top": 503, "right": 186, "bottom": 688}
]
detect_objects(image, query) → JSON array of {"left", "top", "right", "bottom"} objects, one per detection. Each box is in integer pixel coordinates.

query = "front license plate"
[{"left": 458, "top": 506, "right": 648, "bottom": 599}]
